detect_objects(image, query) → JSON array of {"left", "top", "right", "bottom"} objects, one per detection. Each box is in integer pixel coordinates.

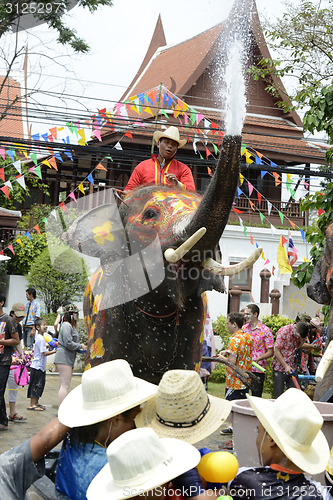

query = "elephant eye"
[{"left": 142, "top": 208, "right": 159, "bottom": 220}]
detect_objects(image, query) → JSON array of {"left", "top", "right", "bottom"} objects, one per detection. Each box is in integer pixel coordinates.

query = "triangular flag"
[
  {"left": 16, "top": 175, "right": 26, "bottom": 190},
  {"left": 78, "top": 129, "right": 86, "bottom": 146},
  {"left": 7, "top": 244, "right": 15, "bottom": 255},
  {"left": 277, "top": 236, "right": 292, "bottom": 274},
  {"left": 304, "top": 257, "right": 309, "bottom": 262},
  {"left": 96, "top": 163, "right": 107, "bottom": 171},
  {"left": 0, "top": 167, "right": 4, "bottom": 181},
  {"left": 249, "top": 200, "right": 255, "bottom": 211},
  {"left": 243, "top": 225, "right": 247, "bottom": 236},
  {"left": 281, "top": 235, "right": 288, "bottom": 245},
  {"left": 270, "top": 224, "right": 277, "bottom": 235},
  {"left": 16, "top": 238, "right": 23, "bottom": 247},
  {"left": 30, "top": 153, "right": 38, "bottom": 166},
  {"left": 64, "top": 150, "right": 73, "bottom": 160},
  {"left": 68, "top": 192, "right": 77, "bottom": 202},
  {"left": 41, "top": 159, "right": 53, "bottom": 170},
  {"left": 278, "top": 210, "right": 284, "bottom": 224},
  {"left": 289, "top": 220, "right": 296, "bottom": 229},
  {"left": 239, "top": 173, "right": 244, "bottom": 185},
  {"left": 272, "top": 172, "right": 281, "bottom": 186},
  {"left": 0, "top": 148, "right": 5, "bottom": 160},
  {"left": 300, "top": 228, "right": 305, "bottom": 243},
  {"left": 7, "top": 150, "right": 15, "bottom": 162},
  {"left": 48, "top": 157, "right": 58, "bottom": 171},
  {"left": 259, "top": 212, "right": 265, "bottom": 223},
  {"left": 237, "top": 187, "right": 243, "bottom": 198},
  {"left": 114, "top": 142, "right": 123, "bottom": 150},
  {"left": 1, "top": 185, "right": 9, "bottom": 198},
  {"left": 272, "top": 266, "right": 275, "bottom": 275},
  {"left": 33, "top": 165, "right": 42, "bottom": 179},
  {"left": 33, "top": 224, "right": 41, "bottom": 235},
  {"left": 49, "top": 127, "right": 57, "bottom": 139},
  {"left": 124, "top": 131, "right": 133, "bottom": 139},
  {"left": 260, "top": 170, "right": 267, "bottom": 178},
  {"left": 87, "top": 173, "right": 94, "bottom": 185},
  {"left": 250, "top": 235, "right": 254, "bottom": 245},
  {"left": 206, "top": 147, "right": 211, "bottom": 159},
  {"left": 13, "top": 160, "right": 21, "bottom": 174},
  {"left": 257, "top": 192, "right": 262, "bottom": 207},
  {"left": 59, "top": 202, "right": 66, "bottom": 213},
  {"left": 25, "top": 231, "right": 32, "bottom": 240},
  {"left": 248, "top": 182, "right": 253, "bottom": 196},
  {"left": 264, "top": 259, "right": 270, "bottom": 265},
  {"left": 267, "top": 201, "right": 272, "bottom": 216},
  {"left": 233, "top": 207, "right": 243, "bottom": 214},
  {"left": 255, "top": 156, "right": 264, "bottom": 165},
  {"left": 78, "top": 183, "right": 85, "bottom": 195}
]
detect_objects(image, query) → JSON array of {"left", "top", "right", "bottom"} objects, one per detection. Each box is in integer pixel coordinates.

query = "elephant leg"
[{"left": 314, "top": 362, "right": 333, "bottom": 401}]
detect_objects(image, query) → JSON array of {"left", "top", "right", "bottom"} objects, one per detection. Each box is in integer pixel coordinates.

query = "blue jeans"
[
  {"left": 0, "top": 365, "right": 11, "bottom": 426},
  {"left": 23, "top": 326, "right": 35, "bottom": 348}
]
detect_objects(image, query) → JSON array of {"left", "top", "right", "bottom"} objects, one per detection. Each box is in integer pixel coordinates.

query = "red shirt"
[{"left": 124, "top": 156, "right": 195, "bottom": 191}]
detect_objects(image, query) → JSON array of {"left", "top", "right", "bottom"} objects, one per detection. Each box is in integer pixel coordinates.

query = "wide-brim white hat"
[
  {"left": 58, "top": 359, "right": 157, "bottom": 427},
  {"left": 153, "top": 126, "right": 187, "bottom": 148},
  {"left": 87, "top": 427, "right": 201, "bottom": 500},
  {"left": 247, "top": 389, "right": 330, "bottom": 474},
  {"left": 135, "top": 369, "right": 231, "bottom": 444}
]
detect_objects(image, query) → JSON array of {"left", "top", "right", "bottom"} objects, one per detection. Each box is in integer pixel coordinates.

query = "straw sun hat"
[
  {"left": 247, "top": 388, "right": 330, "bottom": 475},
  {"left": 153, "top": 126, "right": 187, "bottom": 148},
  {"left": 58, "top": 359, "right": 157, "bottom": 427},
  {"left": 87, "top": 427, "right": 200, "bottom": 500},
  {"left": 135, "top": 370, "right": 231, "bottom": 444}
]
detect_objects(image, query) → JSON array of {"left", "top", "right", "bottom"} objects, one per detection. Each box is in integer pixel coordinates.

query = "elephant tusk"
[
  {"left": 164, "top": 227, "right": 207, "bottom": 263},
  {"left": 201, "top": 247, "right": 263, "bottom": 276},
  {"left": 315, "top": 340, "right": 333, "bottom": 382}
]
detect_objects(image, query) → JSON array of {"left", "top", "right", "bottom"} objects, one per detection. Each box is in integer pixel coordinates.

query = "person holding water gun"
[
  {"left": 27, "top": 318, "right": 56, "bottom": 411},
  {"left": 272, "top": 320, "right": 318, "bottom": 398}
]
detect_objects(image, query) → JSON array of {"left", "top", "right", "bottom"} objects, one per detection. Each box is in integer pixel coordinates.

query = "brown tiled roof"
[
  {"left": 0, "top": 77, "right": 24, "bottom": 139},
  {"left": 123, "top": 23, "right": 223, "bottom": 101}
]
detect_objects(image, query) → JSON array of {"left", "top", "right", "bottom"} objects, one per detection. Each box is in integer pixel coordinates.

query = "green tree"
[
  {"left": 5, "top": 233, "right": 48, "bottom": 275},
  {"left": 0, "top": 0, "right": 113, "bottom": 52},
  {"left": 27, "top": 243, "right": 89, "bottom": 312}
]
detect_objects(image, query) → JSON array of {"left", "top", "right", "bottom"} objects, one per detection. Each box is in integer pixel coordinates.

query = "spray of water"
[
  {"left": 224, "top": 38, "right": 247, "bottom": 136},
  {"left": 215, "top": 0, "right": 253, "bottom": 136}
]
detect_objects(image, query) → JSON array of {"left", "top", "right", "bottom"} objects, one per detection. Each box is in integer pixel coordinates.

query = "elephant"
[
  {"left": 64, "top": 135, "right": 262, "bottom": 383},
  {"left": 307, "top": 223, "right": 333, "bottom": 401}
]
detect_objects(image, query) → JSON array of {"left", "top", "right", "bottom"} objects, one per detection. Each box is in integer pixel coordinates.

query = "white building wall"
[{"left": 207, "top": 224, "right": 320, "bottom": 321}]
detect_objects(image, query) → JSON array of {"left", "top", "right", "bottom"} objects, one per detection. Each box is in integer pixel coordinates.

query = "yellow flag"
[
  {"left": 277, "top": 236, "right": 292, "bottom": 274},
  {"left": 239, "top": 173, "right": 244, "bottom": 185},
  {"left": 78, "top": 183, "right": 85, "bottom": 195}
]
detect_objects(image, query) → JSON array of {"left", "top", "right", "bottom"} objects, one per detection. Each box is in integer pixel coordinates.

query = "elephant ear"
[
  {"left": 307, "top": 249, "right": 332, "bottom": 305},
  {"left": 63, "top": 203, "right": 129, "bottom": 263}
]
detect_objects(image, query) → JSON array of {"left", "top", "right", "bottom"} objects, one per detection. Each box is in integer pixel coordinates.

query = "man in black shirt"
[{"left": 0, "top": 291, "right": 20, "bottom": 430}]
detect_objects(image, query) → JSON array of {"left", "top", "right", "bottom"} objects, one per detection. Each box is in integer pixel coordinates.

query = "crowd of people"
[
  {"left": 0, "top": 288, "right": 86, "bottom": 430},
  {"left": 217, "top": 304, "right": 324, "bottom": 412},
  {"left": 0, "top": 284, "right": 331, "bottom": 500}
]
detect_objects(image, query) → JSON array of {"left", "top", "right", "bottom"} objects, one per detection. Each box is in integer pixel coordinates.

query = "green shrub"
[
  {"left": 212, "top": 315, "right": 229, "bottom": 349},
  {"left": 209, "top": 363, "right": 226, "bottom": 383},
  {"left": 261, "top": 314, "right": 293, "bottom": 337}
]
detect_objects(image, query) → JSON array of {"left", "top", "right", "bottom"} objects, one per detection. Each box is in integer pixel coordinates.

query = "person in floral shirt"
[
  {"left": 271, "top": 321, "right": 310, "bottom": 398},
  {"left": 219, "top": 312, "right": 253, "bottom": 401},
  {"left": 242, "top": 304, "right": 274, "bottom": 397}
]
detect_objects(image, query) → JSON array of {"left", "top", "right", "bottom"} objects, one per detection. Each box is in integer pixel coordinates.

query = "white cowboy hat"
[
  {"left": 247, "top": 388, "right": 330, "bottom": 474},
  {"left": 135, "top": 369, "right": 231, "bottom": 444},
  {"left": 153, "top": 126, "right": 187, "bottom": 148},
  {"left": 86, "top": 427, "right": 200, "bottom": 500},
  {"left": 58, "top": 359, "right": 157, "bottom": 427}
]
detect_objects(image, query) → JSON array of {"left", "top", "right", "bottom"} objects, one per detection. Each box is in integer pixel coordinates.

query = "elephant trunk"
[{"left": 184, "top": 135, "right": 241, "bottom": 254}]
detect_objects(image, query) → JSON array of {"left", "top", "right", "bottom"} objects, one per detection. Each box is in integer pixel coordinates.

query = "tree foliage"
[
  {"left": 0, "top": 0, "right": 113, "bottom": 52},
  {"left": 251, "top": 0, "right": 333, "bottom": 111},
  {"left": 5, "top": 233, "right": 48, "bottom": 275},
  {"left": 27, "top": 242, "right": 89, "bottom": 312}
]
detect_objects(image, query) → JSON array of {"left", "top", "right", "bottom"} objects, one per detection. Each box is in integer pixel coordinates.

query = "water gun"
[
  {"left": 44, "top": 332, "right": 58, "bottom": 350},
  {"left": 252, "top": 361, "right": 266, "bottom": 372}
]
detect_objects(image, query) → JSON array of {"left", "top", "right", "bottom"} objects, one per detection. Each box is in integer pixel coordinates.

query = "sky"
[{"left": 2, "top": 0, "right": 294, "bottom": 132}]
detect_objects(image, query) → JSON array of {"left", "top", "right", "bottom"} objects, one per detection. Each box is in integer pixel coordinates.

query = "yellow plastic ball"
[{"left": 197, "top": 451, "right": 239, "bottom": 483}]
